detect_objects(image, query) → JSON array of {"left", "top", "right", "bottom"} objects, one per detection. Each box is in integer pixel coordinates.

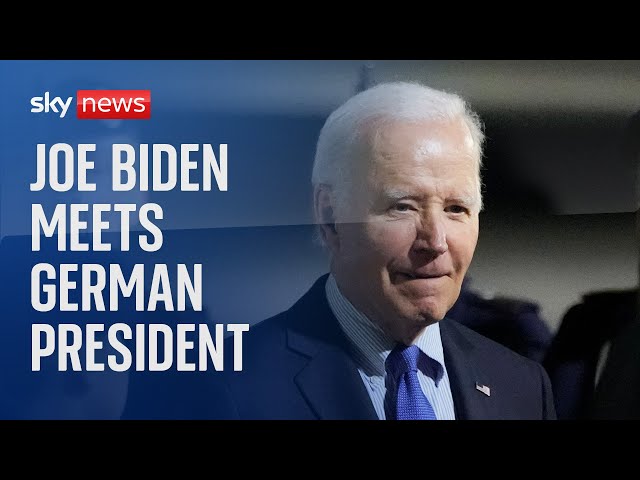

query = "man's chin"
[{"left": 410, "top": 298, "right": 449, "bottom": 324}]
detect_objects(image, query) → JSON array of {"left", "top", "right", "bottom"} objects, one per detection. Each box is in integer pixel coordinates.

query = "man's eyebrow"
[
  {"left": 382, "top": 189, "right": 413, "bottom": 201},
  {"left": 382, "top": 190, "right": 478, "bottom": 205},
  {"left": 448, "top": 195, "right": 478, "bottom": 206}
]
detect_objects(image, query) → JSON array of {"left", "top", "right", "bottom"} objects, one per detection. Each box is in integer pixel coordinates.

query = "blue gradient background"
[{"left": 0, "top": 60, "right": 333, "bottom": 419}]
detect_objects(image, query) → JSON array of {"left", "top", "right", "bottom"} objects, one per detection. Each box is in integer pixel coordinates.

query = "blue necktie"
[{"left": 385, "top": 344, "right": 437, "bottom": 420}]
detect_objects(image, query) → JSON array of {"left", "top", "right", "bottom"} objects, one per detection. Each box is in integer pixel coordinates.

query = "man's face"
[{"left": 330, "top": 118, "right": 480, "bottom": 341}]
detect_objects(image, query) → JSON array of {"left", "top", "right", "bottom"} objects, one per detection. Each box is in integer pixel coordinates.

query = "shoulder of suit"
[
  {"left": 443, "top": 317, "right": 542, "bottom": 369},
  {"left": 226, "top": 275, "right": 330, "bottom": 345},
  {"left": 224, "top": 308, "right": 291, "bottom": 346}
]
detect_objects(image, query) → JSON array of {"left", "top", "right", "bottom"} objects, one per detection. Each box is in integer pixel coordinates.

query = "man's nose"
[{"left": 413, "top": 210, "right": 448, "bottom": 255}]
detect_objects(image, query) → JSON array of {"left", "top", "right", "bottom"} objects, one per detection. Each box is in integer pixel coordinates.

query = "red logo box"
[{"left": 76, "top": 90, "right": 151, "bottom": 119}]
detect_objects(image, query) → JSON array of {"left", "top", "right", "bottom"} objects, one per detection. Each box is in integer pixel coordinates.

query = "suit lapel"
[
  {"left": 292, "top": 340, "right": 379, "bottom": 420},
  {"left": 285, "top": 275, "right": 378, "bottom": 420},
  {"left": 440, "top": 319, "right": 497, "bottom": 420}
]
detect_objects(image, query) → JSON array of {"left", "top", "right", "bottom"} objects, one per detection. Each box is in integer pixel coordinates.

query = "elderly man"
[{"left": 218, "top": 81, "right": 556, "bottom": 420}]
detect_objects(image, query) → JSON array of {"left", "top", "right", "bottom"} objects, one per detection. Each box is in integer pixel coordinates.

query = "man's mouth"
[{"left": 398, "top": 271, "right": 449, "bottom": 280}]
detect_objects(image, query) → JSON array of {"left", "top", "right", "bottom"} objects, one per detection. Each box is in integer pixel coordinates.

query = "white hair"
[{"left": 312, "top": 81, "right": 485, "bottom": 217}]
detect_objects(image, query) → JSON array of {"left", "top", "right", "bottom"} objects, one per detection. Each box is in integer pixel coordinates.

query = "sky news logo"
[{"left": 30, "top": 90, "right": 151, "bottom": 119}]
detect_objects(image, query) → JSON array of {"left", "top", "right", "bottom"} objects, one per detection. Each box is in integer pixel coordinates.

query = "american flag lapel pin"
[{"left": 475, "top": 382, "right": 491, "bottom": 397}]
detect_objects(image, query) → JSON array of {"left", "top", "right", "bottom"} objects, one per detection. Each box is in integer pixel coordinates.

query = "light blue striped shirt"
[{"left": 325, "top": 274, "right": 456, "bottom": 420}]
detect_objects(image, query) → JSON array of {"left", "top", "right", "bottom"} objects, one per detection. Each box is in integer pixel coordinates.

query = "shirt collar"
[{"left": 325, "top": 273, "right": 445, "bottom": 384}]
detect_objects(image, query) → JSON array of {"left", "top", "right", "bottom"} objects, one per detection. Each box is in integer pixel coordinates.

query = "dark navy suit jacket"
[{"left": 219, "top": 275, "right": 557, "bottom": 420}]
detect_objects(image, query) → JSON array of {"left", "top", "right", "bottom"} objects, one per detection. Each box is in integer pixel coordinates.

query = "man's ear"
[{"left": 313, "top": 184, "right": 340, "bottom": 252}]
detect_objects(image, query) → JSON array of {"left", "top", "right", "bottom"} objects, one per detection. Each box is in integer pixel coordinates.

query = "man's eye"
[
  {"left": 393, "top": 203, "right": 413, "bottom": 212},
  {"left": 446, "top": 205, "right": 467, "bottom": 214}
]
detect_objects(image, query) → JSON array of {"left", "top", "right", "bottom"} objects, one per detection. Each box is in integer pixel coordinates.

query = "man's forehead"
[
  {"left": 343, "top": 118, "right": 482, "bottom": 201},
  {"left": 359, "top": 117, "right": 476, "bottom": 162}
]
